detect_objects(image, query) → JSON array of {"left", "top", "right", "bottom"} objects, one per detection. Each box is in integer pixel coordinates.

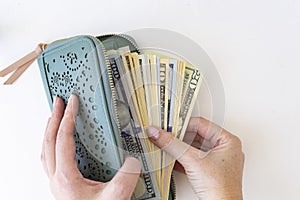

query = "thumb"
[
  {"left": 146, "top": 126, "right": 199, "bottom": 165},
  {"left": 109, "top": 157, "right": 141, "bottom": 198}
]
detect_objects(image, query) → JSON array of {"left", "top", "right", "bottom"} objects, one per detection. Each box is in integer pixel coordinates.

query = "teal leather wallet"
[
  {"left": 38, "top": 35, "right": 125, "bottom": 181},
  {"left": 38, "top": 34, "right": 176, "bottom": 200}
]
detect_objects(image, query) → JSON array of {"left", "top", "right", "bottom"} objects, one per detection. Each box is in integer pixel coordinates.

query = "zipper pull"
[{"left": 0, "top": 43, "right": 47, "bottom": 85}]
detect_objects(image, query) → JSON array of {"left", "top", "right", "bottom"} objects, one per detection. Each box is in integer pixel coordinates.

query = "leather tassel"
[{"left": 0, "top": 43, "right": 47, "bottom": 84}]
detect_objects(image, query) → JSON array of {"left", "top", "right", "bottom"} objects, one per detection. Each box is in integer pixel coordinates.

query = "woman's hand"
[
  {"left": 146, "top": 117, "right": 244, "bottom": 200},
  {"left": 41, "top": 94, "right": 141, "bottom": 200}
]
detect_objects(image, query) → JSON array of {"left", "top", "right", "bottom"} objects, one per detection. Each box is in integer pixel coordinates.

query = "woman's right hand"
[{"left": 146, "top": 117, "right": 244, "bottom": 200}]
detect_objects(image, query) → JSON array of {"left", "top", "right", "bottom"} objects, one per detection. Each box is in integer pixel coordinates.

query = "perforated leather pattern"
[{"left": 38, "top": 36, "right": 121, "bottom": 181}]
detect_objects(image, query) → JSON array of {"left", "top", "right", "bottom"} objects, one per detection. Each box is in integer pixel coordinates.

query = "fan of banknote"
[{"left": 107, "top": 48, "right": 202, "bottom": 200}]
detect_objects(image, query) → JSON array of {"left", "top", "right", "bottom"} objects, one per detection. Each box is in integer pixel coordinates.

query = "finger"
[
  {"left": 56, "top": 94, "right": 79, "bottom": 175},
  {"left": 109, "top": 157, "right": 141, "bottom": 199},
  {"left": 43, "top": 97, "right": 65, "bottom": 177},
  {"left": 183, "top": 130, "right": 212, "bottom": 151},
  {"left": 186, "top": 117, "right": 230, "bottom": 147},
  {"left": 174, "top": 161, "right": 185, "bottom": 174},
  {"left": 190, "top": 139, "right": 212, "bottom": 152},
  {"left": 182, "top": 130, "right": 198, "bottom": 145},
  {"left": 41, "top": 117, "right": 51, "bottom": 177},
  {"left": 146, "top": 126, "right": 198, "bottom": 164}
]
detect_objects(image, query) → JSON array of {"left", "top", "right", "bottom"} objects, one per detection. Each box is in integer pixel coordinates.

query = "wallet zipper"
[
  {"left": 171, "top": 174, "right": 177, "bottom": 200},
  {"left": 119, "top": 34, "right": 140, "bottom": 52},
  {"left": 97, "top": 33, "right": 140, "bottom": 53},
  {"left": 94, "top": 33, "right": 140, "bottom": 149},
  {"left": 93, "top": 36, "right": 122, "bottom": 137}
]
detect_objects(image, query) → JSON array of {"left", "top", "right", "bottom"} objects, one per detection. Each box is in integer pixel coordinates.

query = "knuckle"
[
  {"left": 44, "top": 132, "right": 56, "bottom": 145},
  {"left": 63, "top": 112, "right": 76, "bottom": 127},
  {"left": 179, "top": 146, "right": 200, "bottom": 164},
  {"left": 159, "top": 131, "right": 174, "bottom": 147},
  {"left": 64, "top": 108, "right": 73, "bottom": 119},
  {"left": 64, "top": 106, "right": 76, "bottom": 120},
  {"left": 231, "top": 135, "right": 243, "bottom": 149},
  {"left": 56, "top": 129, "right": 66, "bottom": 144},
  {"left": 51, "top": 108, "right": 62, "bottom": 120},
  {"left": 188, "top": 147, "right": 202, "bottom": 161}
]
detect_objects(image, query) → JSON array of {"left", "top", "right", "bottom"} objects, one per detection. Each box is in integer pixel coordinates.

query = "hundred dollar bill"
[
  {"left": 121, "top": 54, "right": 142, "bottom": 125},
  {"left": 147, "top": 54, "right": 162, "bottom": 185},
  {"left": 138, "top": 54, "right": 152, "bottom": 126},
  {"left": 122, "top": 53, "right": 157, "bottom": 168},
  {"left": 136, "top": 54, "right": 157, "bottom": 155},
  {"left": 132, "top": 54, "right": 158, "bottom": 176},
  {"left": 148, "top": 54, "right": 161, "bottom": 127},
  {"left": 130, "top": 53, "right": 149, "bottom": 126},
  {"left": 159, "top": 58, "right": 170, "bottom": 200},
  {"left": 159, "top": 59, "right": 169, "bottom": 130},
  {"left": 107, "top": 51, "right": 160, "bottom": 200}
]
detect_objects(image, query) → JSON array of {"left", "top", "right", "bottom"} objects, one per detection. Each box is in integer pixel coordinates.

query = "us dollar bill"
[
  {"left": 147, "top": 54, "right": 162, "bottom": 185},
  {"left": 171, "top": 61, "right": 185, "bottom": 135},
  {"left": 159, "top": 59, "right": 169, "bottom": 130},
  {"left": 138, "top": 54, "right": 152, "bottom": 126},
  {"left": 159, "top": 58, "right": 171, "bottom": 200},
  {"left": 148, "top": 54, "right": 161, "bottom": 127},
  {"left": 164, "top": 64, "right": 202, "bottom": 197},
  {"left": 177, "top": 64, "right": 202, "bottom": 140},
  {"left": 107, "top": 51, "right": 160, "bottom": 200},
  {"left": 167, "top": 60, "right": 177, "bottom": 132},
  {"left": 122, "top": 53, "right": 158, "bottom": 175},
  {"left": 131, "top": 53, "right": 149, "bottom": 126},
  {"left": 136, "top": 54, "right": 157, "bottom": 169}
]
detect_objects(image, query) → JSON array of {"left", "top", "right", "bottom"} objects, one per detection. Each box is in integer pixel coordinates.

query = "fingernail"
[
  {"left": 124, "top": 157, "right": 141, "bottom": 173},
  {"left": 146, "top": 126, "right": 160, "bottom": 140},
  {"left": 69, "top": 94, "right": 79, "bottom": 115},
  {"left": 52, "top": 96, "right": 58, "bottom": 107}
]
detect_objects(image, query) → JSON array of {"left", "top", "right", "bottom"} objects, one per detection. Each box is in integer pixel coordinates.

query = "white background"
[{"left": 1, "top": 0, "right": 300, "bottom": 199}]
